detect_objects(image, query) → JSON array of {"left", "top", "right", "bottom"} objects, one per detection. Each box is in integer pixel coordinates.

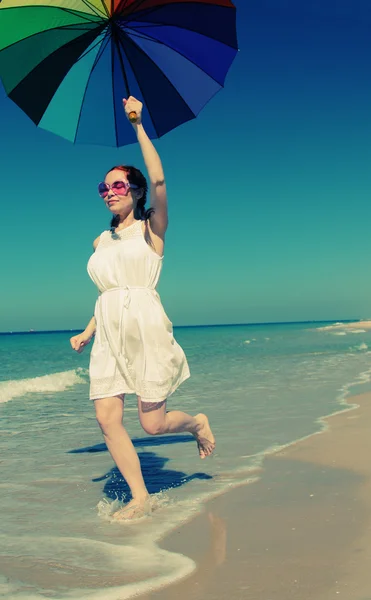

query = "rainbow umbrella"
[{"left": 0, "top": 0, "right": 238, "bottom": 147}]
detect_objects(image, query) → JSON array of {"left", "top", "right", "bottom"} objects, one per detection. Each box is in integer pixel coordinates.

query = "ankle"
[
  {"left": 132, "top": 492, "right": 150, "bottom": 503},
  {"left": 192, "top": 414, "right": 203, "bottom": 434}
]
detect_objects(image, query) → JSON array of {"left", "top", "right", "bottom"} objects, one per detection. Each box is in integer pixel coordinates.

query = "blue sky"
[{"left": 1, "top": 0, "right": 371, "bottom": 331}]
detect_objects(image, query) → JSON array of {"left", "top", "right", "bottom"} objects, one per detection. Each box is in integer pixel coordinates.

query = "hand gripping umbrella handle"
[{"left": 129, "top": 111, "right": 138, "bottom": 123}]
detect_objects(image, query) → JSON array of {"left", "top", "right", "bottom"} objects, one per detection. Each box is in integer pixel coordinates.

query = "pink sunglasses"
[{"left": 98, "top": 180, "right": 138, "bottom": 198}]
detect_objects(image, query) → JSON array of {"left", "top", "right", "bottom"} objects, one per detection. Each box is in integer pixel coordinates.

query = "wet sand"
[{"left": 146, "top": 392, "right": 371, "bottom": 600}]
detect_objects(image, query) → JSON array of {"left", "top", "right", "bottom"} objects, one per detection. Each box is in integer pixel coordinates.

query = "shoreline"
[{"left": 145, "top": 390, "right": 371, "bottom": 600}]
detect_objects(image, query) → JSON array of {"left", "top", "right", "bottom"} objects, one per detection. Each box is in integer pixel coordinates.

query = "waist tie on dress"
[
  {"left": 100, "top": 286, "right": 156, "bottom": 360},
  {"left": 101, "top": 286, "right": 155, "bottom": 309}
]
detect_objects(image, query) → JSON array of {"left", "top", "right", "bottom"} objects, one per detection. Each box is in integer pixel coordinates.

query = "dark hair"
[{"left": 106, "top": 165, "right": 154, "bottom": 232}]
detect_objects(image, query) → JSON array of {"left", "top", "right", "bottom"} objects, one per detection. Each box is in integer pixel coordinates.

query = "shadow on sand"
[
  {"left": 68, "top": 434, "right": 195, "bottom": 454},
  {"left": 69, "top": 436, "right": 212, "bottom": 501}
]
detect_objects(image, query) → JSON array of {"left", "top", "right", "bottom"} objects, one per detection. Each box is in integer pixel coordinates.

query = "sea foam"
[{"left": 0, "top": 369, "right": 87, "bottom": 404}]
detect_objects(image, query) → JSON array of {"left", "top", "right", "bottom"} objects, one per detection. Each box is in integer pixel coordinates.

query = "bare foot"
[
  {"left": 112, "top": 496, "right": 151, "bottom": 521},
  {"left": 193, "top": 414, "right": 216, "bottom": 459}
]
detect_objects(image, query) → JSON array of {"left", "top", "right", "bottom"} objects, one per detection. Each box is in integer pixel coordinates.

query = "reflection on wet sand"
[{"left": 140, "top": 511, "right": 227, "bottom": 600}]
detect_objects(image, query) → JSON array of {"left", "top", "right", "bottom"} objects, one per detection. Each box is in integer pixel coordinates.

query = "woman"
[{"left": 70, "top": 97, "right": 215, "bottom": 520}]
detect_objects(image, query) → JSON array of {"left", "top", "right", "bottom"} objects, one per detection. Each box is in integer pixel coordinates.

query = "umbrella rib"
[
  {"left": 123, "top": 1, "right": 225, "bottom": 20},
  {"left": 124, "top": 10, "right": 237, "bottom": 50},
  {"left": 74, "top": 30, "right": 108, "bottom": 63},
  {"left": 79, "top": 0, "right": 107, "bottom": 19},
  {"left": 113, "top": 28, "right": 132, "bottom": 145},
  {"left": 58, "top": 6, "right": 105, "bottom": 23},
  {"left": 0, "top": 22, "right": 101, "bottom": 56},
  {"left": 115, "top": 0, "right": 132, "bottom": 12},
  {"left": 98, "top": 0, "right": 110, "bottom": 17},
  {"left": 5, "top": 22, "right": 106, "bottom": 109},
  {"left": 93, "top": 0, "right": 110, "bottom": 18},
  {"left": 122, "top": 32, "right": 198, "bottom": 118},
  {"left": 74, "top": 30, "right": 112, "bottom": 143},
  {"left": 118, "top": 30, "right": 200, "bottom": 137},
  {"left": 116, "top": 34, "right": 160, "bottom": 137},
  {"left": 111, "top": 38, "right": 119, "bottom": 146},
  {"left": 1, "top": 5, "right": 102, "bottom": 24},
  {"left": 125, "top": 26, "right": 229, "bottom": 86},
  {"left": 22, "top": 5, "right": 104, "bottom": 23},
  {"left": 127, "top": 1, "right": 236, "bottom": 14},
  {"left": 119, "top": 0, "right": 148, "bottom": 15},
  {"left": 114, "top": 29, "right": 131, "bottom": 97}
]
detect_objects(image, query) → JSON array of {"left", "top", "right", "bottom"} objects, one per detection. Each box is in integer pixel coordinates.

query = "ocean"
[{"left": 1, "top": 322, "right": 371, "bottom": 599}]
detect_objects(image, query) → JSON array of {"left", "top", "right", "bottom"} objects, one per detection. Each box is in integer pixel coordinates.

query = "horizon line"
[{"left": 0, "top": 319, "right": 356, "bottom": 336}]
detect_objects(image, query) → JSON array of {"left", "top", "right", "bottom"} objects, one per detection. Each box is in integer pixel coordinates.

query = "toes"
[
  {"left": 198, "top": 444, "right": 206, "bottom": 459},
  {"left": 115, "top": 510, "right": 138, "bottom": 521},
  {"left": 196, "top": 427, "right": 215, "bottom": 458},
  {"left": 113, "top": 497, "right": 152, "bottom": 521},
  {"left": 112, "top": 505, "right": 140, "bottom": 521},
  {"left": 205, "top": 444, "right": 215, "bottom": 457}
]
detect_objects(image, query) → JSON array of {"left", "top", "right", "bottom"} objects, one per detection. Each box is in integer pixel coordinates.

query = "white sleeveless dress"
[{"left": 87, "top": 220, "right": 190, "bottom": 402}]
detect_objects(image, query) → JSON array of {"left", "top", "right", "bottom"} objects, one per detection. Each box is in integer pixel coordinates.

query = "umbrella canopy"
[{"left": 0, "top": 0, "right": 238, "bottom": 146}]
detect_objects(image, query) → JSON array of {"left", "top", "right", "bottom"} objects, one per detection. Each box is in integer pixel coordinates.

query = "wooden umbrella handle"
[{"left": 129, "top": 111, "right": 138, "bottom": 123}]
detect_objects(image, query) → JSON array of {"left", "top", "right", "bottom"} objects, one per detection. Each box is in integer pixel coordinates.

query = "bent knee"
[
  {"left": 95, "top": 408, "right": 122, "bottom": 432},
  {"left": 141, "top": 422, "right": 166, "bottom": 436}
]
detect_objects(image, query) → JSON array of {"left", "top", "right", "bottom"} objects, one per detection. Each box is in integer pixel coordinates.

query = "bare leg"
[
  {"left": 138, "top": 399, "right": 216, "bottom": 459},
  {"left": 94, "top": 396, "right": 150, "bottom": 520}
]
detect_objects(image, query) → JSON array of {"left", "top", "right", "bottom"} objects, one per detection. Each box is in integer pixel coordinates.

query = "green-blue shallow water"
[{"left": 1, "top": 322, "right": 370, "bottom": 599}]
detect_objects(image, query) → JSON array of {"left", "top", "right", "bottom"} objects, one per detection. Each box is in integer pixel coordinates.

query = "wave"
[
  {"left": 353, "top": 342, "right": 368, "bottom": 351},
  {"left": 2, "top": 367, "right": 371, "bottom": 599},
  {"left": 0, "top": 369, "right": 87, "bottom": 404}
]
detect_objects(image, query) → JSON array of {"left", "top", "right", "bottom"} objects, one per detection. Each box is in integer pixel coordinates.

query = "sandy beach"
[{"left": 145, "top": 391, "right": 371, "bottom": 600}]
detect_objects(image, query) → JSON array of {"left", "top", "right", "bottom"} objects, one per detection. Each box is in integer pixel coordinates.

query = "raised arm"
[{"left": 123, "top": 97, "right": 168, "bottom": 238}]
